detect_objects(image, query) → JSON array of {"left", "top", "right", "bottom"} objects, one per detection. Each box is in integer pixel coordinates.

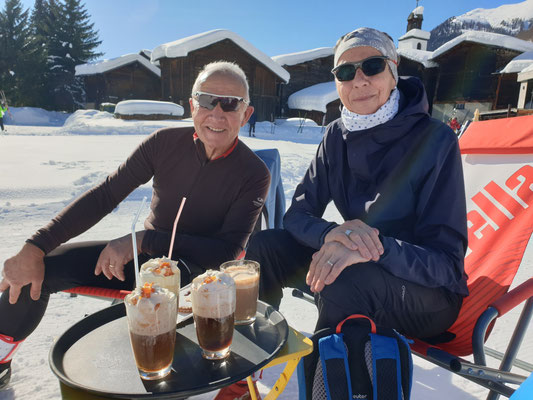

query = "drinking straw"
[
  {"left": 168, "top": 197, "right": 187, "bottom": 260},
  {"left": 131, "top": 196, "right": 147, "bottom": 288}
]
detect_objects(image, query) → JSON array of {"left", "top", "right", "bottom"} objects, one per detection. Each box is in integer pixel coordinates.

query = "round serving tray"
[{"left": 50, "top": 300, "right": 288, "bottom": 399}]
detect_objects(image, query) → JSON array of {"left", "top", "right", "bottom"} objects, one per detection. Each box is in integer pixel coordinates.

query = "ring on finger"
[
  {"left": 326, "top": 260, "right": 334, "bottom": 267},
  {"left": 345, "top": 229, "right": 353, "bottom": 236},
  {"left": 109, "top": 265, "right": 115, "bottom": 269}
]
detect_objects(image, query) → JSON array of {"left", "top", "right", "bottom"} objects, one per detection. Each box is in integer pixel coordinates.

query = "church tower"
[{"left": 398, "top": 4, "right": 430, "bottom": 51}]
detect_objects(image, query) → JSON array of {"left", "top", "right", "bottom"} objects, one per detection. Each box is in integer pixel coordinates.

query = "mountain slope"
[{"left": 428, "top": 0, "right": 533, "bottom": 50}]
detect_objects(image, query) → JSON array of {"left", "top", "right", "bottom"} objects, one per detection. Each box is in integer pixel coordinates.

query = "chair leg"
[{"left": 263, "top": 359, "right": 301, "bottom": 400}]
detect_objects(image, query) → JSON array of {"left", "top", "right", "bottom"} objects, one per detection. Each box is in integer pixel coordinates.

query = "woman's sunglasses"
[
  {"left": 193, "top": 91, "right": 248, "bottom": 112},
  {"left": 331, "top": 56, "right": 395, "bottom": 81}
]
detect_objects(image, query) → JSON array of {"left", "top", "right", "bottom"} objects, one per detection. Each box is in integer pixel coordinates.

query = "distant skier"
[
  {"left": 248, "top": 109, "right": 257, "bottom": 137},
  {"left": 449, "top": 117, "right": 461, "bottom": 133},
  {"left": 0, "top": 101, "right": 8, "bottom": 132}
]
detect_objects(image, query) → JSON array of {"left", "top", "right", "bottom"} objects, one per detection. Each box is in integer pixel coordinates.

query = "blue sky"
[{"left": 15, "top": 0, "right": 523, "bottom": 59}]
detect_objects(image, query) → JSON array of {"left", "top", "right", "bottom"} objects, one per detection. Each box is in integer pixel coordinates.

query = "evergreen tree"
[
  {"left": 0, "top": 0, "right": 32, "bottom": 106},
  {"left": 45, "top": 0, "right": 102, "bottom": 111}
]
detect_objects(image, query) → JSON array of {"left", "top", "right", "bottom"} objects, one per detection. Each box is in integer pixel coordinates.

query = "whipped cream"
[
  {"left": 191, "top": 270, "right": 235, "bottom": 319},
  {"left": 125, "top": 283, "right": 177, "bottom": 336},
  {"left": 140, "top": 257, "right": 180, "bottom": 300}
]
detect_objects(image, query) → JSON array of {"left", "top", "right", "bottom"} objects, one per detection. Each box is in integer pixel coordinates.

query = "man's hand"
[
  {"left": 306, "top": 241, "right": 369, "bottom": 293},
  {"left": 95, "top": 231, "right": 145, "bottom": 281},
  {"left": 0, "top": 242, "right": 45, "bottom": 304},
  {"left": 324, "top": 219, "right": 383, "bottom": 261}
]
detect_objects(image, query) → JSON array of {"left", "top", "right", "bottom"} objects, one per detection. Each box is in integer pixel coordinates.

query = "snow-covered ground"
[{"left": 0, "top": 108, "right": 531, "bottom": 399}]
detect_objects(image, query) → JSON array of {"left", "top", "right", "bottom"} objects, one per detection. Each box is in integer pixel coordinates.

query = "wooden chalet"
[
  {"left": 75, "top": 52, "right": 161, "bottom": 109},
  {"left": 272, "top": 47, "right": 334, "bottom": 118},
  {"left": 429, "top": 31, "right": 533, "bottom": 116},
  {"left": 151, "top": 30, "right": 289, "bottom": 120}
]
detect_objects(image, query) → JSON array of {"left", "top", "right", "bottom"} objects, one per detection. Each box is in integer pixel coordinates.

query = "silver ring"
[
  {"left": 326, "top": 260, "right": 334, "bottom": 266},
  {"left": 345, "top": 229, "right": 353, "bottom": 236},
  {"left": 108, "top": 265, "right": 115, "bottom": 269}
]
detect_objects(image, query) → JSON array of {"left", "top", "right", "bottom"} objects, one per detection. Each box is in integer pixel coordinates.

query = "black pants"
[
  {"left": 246, "top": 229, "right": 463, "bottom": 338},
  {"left": 0, "top": 241, "right": 204, "bottom": 342},
  {"left": 0, "top": 117, "right": 4, "bottom": 131}
]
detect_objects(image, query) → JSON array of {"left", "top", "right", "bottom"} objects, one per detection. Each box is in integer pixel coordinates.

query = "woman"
[{"left": 247, "top": 27, "right": 468, "bottom": 338}]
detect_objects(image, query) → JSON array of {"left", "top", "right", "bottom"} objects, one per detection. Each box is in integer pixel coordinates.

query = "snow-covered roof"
[
  {"left": 398, "top": 29, "right": 431, "bottom": 41},
  {"left": 272, "top": 47, "right": 334, "bottom": 67},
  {"left": 288, "top": 81, "right": 338, "bottom": 113},
  {"left": 431, "top": 30, "right": 533, "bottom": 60},
  {"left": 114, "top": 100, "right": 184, "bottom": 116},
  {"left": 412, "top": 6, "right": 424, "bottom": 15},
  {"left": 75, "top": 53, "right": 160, "bottom": 77},
  {"left": 397, "top": 48, "right": 438, "bottom": 68},
  {"left": 500, "top": 50, "right": 533, "bottom": 74},
  {"left": 151, "top": 29, "right": 290, "bottom": 83}
]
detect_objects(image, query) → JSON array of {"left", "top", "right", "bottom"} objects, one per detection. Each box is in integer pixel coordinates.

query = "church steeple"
[{"left": 407, "top": 1, "right": 424, "bottom": 32}]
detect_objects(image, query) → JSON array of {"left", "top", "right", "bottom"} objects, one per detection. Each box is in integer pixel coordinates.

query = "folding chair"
[{"left": 411, "top": 115, "right": 533, "bottom": 399}]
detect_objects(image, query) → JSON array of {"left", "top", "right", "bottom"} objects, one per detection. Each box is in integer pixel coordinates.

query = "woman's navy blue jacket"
[{"left": 284, "top": 76, "right": 469, "bottom": 296}]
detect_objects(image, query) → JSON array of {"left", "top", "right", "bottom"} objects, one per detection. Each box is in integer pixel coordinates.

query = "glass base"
[
  {"left": 234, "top": 316, "right": 256, "bottom": 325},
  {"left": 201, "top": 346, "right": 231, "bottom": 360},
  {"left": 138, "top": 363, "right": 172, "bottom": 380}
]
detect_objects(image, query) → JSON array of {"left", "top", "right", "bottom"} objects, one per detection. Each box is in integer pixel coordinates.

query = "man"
[
  {"left": 247, "top": 27, "right": 468, "bottom": 340},
  {"left": 0, "top": 61, "right": 270, "bottom": 389}
]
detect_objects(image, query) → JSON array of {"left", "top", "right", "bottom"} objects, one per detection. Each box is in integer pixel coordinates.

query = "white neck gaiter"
[{"left": 341, "top": 88, "right": 400, "bottom": 132}]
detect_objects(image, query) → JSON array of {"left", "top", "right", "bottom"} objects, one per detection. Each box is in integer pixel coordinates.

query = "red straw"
[{"left": 168, "top": 197, "right": 187, "bottom": 259}]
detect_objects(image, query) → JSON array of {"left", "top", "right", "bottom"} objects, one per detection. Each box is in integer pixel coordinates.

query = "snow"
[
  {"left": 453, "top": 1, "right": 533, "bottom": 33},
  {"left": 75, "top": 53, "right": 161, "bottom": 77},
  {"left": 287, "top": 81, "right": 338, "bottom": 113},
  {"left": 272, "top": 47, "right": 334, "bottom": 67},
  {"left": 397, "top": 48, "right": 438, "bottom": 68},
  {"left": 412, "top": 6, "right": 424, "bottom": 15},
  {"left": 501, "top": 50, "right": 533, "bottom": 74},
  {"left": 399, "top": 28, "right": 431, "bottom": 41},
  {"left": 114, "top": 100, "right": 184, "bottom": 117},
  {"left": 0, "top": 107, "right": 532, "bottom": 400},
  {"left": 151, "top": 29, "right": 290, "bottom": 83},
  {"left": 431, "top": 30, "right": 533, "bottom": 60}
]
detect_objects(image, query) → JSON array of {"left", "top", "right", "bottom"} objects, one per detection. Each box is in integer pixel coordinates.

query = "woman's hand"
[
  {"left": 306, "top": 241, "right": 369, "bottom": 293},
  {"left": 324, "top": 219, "right": 383, "bottom": 261},
  {"left": 95, "top": 231, "right": 145, "bottom": 281}
]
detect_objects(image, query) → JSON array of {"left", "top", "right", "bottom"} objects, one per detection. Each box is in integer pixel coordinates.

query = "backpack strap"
[
  {"left": 318, "top": 333, "right": 352, "bottom": 400},
  {"left": 336, "top": 314, "right": 377, "bottom": 334}
]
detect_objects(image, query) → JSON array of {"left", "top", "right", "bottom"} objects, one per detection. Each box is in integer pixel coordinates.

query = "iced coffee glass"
[
  {"left": 140, "top": 257, "right": 181, "bottom": 309},
  {"left": 191, "top": 270, "right": 235, "bottom": 360},
  {"left": 124, "top": 283, "right": 177, "bottom": 380},
  {"left": 220, "top": 260, "right": 260, "bottom": 325}
]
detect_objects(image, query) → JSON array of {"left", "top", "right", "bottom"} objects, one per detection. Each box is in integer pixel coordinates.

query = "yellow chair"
[{"left": 246, "top": 327, "right": 313, "bottom": 400}]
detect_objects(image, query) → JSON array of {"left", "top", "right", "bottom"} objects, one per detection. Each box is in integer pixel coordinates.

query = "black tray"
[{"left": 50, "top": 301, "right": 288, "bottom": 399}]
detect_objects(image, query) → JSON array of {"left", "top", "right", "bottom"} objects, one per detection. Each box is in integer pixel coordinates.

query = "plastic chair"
[{"left": 411, "top": 115, "right": 533, "bottom": 399}]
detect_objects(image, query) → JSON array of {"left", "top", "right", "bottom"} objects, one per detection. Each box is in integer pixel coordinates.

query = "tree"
[
  {"left": 45, "top": 0, "right": 102, "bottom": 111},
  {"left": 0, "top": 0, "right": 32, "bottom": 106}
]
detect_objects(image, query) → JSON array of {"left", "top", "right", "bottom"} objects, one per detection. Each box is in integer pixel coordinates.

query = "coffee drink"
[
  {"left": 220, "top": 260, "right": 260, "bottom": 325},
  {"left": 125, "top": 283, "right": 177, "bottom": 380}
]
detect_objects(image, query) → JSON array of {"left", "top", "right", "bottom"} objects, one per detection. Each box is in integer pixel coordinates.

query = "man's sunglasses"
[
  {"left": 331, "top": 56, "right": 395, "bottom": 81},
  {"left": 193, "top": 91, "right": 248, "bottom": 112}
]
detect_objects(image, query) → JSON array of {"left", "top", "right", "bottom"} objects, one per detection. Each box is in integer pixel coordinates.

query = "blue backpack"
[{"left": 298, "top": 314, "right": 413, "bottom": 400}]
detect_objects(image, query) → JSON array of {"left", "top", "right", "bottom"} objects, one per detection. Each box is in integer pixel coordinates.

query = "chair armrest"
[{"left": 491, "top": 278, "right": 533, "bottom": 317}]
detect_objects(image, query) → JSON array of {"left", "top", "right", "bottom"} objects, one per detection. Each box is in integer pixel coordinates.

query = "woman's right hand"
[
  {"left": 0, "top": 243, "right": 45, "bottom": 304},
  {"left": 324, "top": 219, "right": 383, "bottom": 261}
]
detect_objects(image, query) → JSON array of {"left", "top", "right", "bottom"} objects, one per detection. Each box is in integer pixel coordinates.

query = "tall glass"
[
  {"left": 220, "top": 260, "right": 260, "bottom": 325},
  {"left": 124, "top": 283, "right": 177, "bottom": 380},
  {"left": 191, "top": 270, "right": 235, "bottom": 360},
  {"left": 140, "top": 257, "right": 181, "bottom": 309}
]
